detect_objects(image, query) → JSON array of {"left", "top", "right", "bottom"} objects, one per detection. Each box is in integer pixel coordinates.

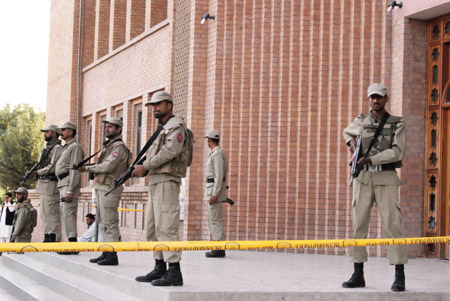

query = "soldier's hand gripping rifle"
[
  {"left": 104, "top": 125, "right": 165, "bottom": 196},
  {"left": 349, "top": 137, "right": 362, "bottom": 187},
  {"left": 19, "top": 148, "right": 50, "bottom": 185}
]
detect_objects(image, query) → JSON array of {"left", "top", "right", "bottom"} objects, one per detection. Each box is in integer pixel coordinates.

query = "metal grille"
[{"left": 172, "top": 0, "right": 191, "bottom": 120}]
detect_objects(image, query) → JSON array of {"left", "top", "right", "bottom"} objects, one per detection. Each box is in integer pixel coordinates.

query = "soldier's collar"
[
  {"left": 369, "top": 110, "right": 389, "bottom": 121},
  {"left": 104, "top": 135, "right": 123, "bottom": 146},
  {"left": 64, "top": 138, "right": 77, "bottom": 146}
]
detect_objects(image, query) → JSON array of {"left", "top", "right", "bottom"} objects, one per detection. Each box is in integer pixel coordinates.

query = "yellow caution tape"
[
  {"left": 0, "top": 236, "right": 448, "bottom": 253},
  {"left": 117, "top": 208, "right": 146, "bottom": 212}
]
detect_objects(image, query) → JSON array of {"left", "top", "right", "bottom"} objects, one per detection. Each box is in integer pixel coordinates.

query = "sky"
[{"left": 0, "top": 1, "right": 50, "bottom": 112}]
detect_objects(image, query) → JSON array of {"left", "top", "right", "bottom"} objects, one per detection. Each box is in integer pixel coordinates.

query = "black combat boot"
[
  {"left": 43, "top": 234, "right": 49, "bottom": 242},
  {"left": 391, "top": 264, "right": 405, "bottom": 292},
  {"left": 205, "top": 250, "right": 226, "bottom": 258},
  {"left": 135, "top": 259, "right": 167, "bottom": 282},
  {"left": 90, "top": 252, "right": 107, "bottom": 263},
  {"left": 151, "top": 262, "right": 183, "bottom": 286},
  {"left": 97, "top": 252, "right": 119, "bottom": 266},
  {"left": 47, "top": 234, "right": 56, "bottom": 242},
  {"left": 342, "top": 262, "right": 365, "bottom": 288}
]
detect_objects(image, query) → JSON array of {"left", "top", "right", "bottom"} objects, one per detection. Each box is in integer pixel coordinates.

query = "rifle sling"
[
  {"left": 358, "top": 112, "right": 390, "bottom": 167},
  {"left": 131, "top": 115, "right": 174, "bottom": 167},
  {"left": 77, "top": 139, "right": 124, "bottom": 168}
]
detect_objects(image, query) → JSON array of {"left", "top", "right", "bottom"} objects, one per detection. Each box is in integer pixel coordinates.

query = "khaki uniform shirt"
[
  {"left": 11, "top": 199, "right": 32, "bottom": 240},
  {"left": 143, "top": 116, "right": 186, "bottom": 185},
  {"left": 36, "top": 139, "right": 63, "bottom": 194},
  {"left": 204, "top": 146, "right": 228, "bottom": 201},
  {"left": 343, "top": 111, "right": 406, "bottom": 185},
  {"left": 55, "top": 138, "right": 85, "bottom": 191},
  {"left": 87, "top": 135, "right": 130, "bottom": 191}
]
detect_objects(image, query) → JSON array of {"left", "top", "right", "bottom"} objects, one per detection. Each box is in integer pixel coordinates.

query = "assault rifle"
[
  {"left": 19, "top": 149, "right": 50, "bottom": 185},
  {"left": 104, "top": 155, "right": 147, "bottom": 196},
  {"left": 349, "top": 137, "right": 362, "bottom": 187},
  {"left": 105, "top": 123, "right": 166, "bottom": 196}
]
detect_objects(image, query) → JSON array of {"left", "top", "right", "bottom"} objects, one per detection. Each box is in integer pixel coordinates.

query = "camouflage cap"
[
  {"left": 205, "top": 130, "right": 220, "bottom": 140},
  {"left": 58, "top": 121, "right": 77, "bottom": 131},
  {"left": 102, "top": 117, "right": 123, "bottom": 128},
  {"left": 40, "top": 125, "right": 59, "bottom": 133},
  {"left": 145, "top": 91, "right": 173, "bottom": 106},
  {"left": 13, "top": 187, "right": 28, "bottom": 194},
  {"left": 367, "top": 83, "right": 388, "bottom": 97}
]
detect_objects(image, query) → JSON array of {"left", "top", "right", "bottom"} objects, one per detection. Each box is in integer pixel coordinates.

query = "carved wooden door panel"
[{"left": 426, "top": 17, "right": 450, "bottom": 259}]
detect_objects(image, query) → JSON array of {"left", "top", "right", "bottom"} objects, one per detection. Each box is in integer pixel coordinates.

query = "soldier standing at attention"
[
  {"left": 80, "top": 117, "right": 130, "bottom": 266},
  {"left": 342, "top": 83, "right": 407, "bottom": 292},
  {"left": 204, "top": 130, "right": 228, "bottom": 258},
  {"left": 35, "top": 125, "right": 63, "bottom": 243},
  {"left": 133, "top": 91, "right": 189, "bottom": 286},
  {"left": 11, "top": 187, "right": 33, "bottom": 243},
  {"left": 55, "top": 121, "right": 84, "bottom": 251}
]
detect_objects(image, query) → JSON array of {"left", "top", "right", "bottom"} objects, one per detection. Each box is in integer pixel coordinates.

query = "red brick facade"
[{"left": 42, "top": 0, "right": 450, "bottom": 258}]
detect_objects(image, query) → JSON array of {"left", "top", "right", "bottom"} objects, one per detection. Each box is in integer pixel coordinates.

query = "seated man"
[{"left": 78, "top": 213, "right": 102, "bottom": 242}]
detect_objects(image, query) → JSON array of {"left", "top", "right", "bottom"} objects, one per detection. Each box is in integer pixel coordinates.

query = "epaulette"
[
  {"left": 357, "top": 113, "right": 367, "bottom": 120},
  {"left": 387, "top": 115, "right": 403, "bottom": 123}
]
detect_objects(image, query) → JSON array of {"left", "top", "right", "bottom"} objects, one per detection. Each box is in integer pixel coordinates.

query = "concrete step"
[
  {"left": 0, "top": 286, "right": 18, "bottom": 301},
  {"left": 1, "top": 253, "right": 145, "bottom": 301},
  {"left": 1, "top": 250, "right": 449, "bottom": 301},
  {"left": 24, "top": 252, "right": 168, "bottom": 300},
  {"left": 0, "top": 256, "right": 70, "bottom": 301}
]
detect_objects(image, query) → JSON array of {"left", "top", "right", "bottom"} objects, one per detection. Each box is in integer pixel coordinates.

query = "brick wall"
[
  {"left": 46, "top": 0, "right": 77, "bottom": 126},
  {"left": 44, "top": 0, "right": 428, "bottom": 258},
  {"left": 391, "top": 18, "right": 428, "bottom": 258}
]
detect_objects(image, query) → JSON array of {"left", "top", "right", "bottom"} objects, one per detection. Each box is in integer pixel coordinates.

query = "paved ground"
[{"left": 1, "top": 250, "right": 449, "bottom": 300}]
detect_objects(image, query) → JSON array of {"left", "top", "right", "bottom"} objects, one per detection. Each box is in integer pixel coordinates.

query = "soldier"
[
  {"left": 342, "top": 83, "right": 407, "bottom": 292},
  {"left": 55, "top": 121, "right": 84, "bottom": 252},
  {"left": 35, "top": 125, "right": 63, "bottom": 243},
  {"left": 133, "top": 91, "right": 189, "bottom": 286},
  {"left": 204, "top": 130, "right": 228, "bottom": 258},
  {"left": 11, "top": 187, "right": 33, "bottom": 243},
  {"left": 79, "top": 117, "right": 130, "bottom": 265}
]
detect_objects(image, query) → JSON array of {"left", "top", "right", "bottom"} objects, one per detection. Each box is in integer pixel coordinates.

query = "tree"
[{"left": 0, "top": 104, "right": 45, "bottom": 191}]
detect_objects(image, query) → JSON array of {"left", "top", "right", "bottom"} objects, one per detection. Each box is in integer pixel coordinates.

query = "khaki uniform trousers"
[
  {"left": 207, "top": 201, "right": 225, "bottom": 241},
  {"left": 96, "top": 189, "right": 121, "bottom": 242},
  {"left": 15, "top": 236, "right": 31, "bottom": 243},
  {"left": 40, "top": 192, "right": 62, "bottom": 240},
  {"left": 59, "top": 186, "right": 79, "bottom": 239},
  {"left": 351, "top": 175, "right": 408, "bottom": 265},
  {"left": 146, "top": 180, "right": 181, "bottom": 263}
]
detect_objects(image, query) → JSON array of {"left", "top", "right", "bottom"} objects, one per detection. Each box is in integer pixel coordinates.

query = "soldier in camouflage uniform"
[
  {"left": 134, "top": 91, "right": 189, "bottom": 286},
  {"left": 11, "top": 187, "right": 33, "bottom": 243},
  {"left": 55, "top": 121, "right": 85, "bottom": 251},
  {"left": 204, "top": 130, "right": 228, "bottom": 258},
  {"left": 342, "top": 83, "right": 407, "bottom": 292},
  {"left": 35, "top": 125, "right": 63, "bottom": 243},
  {"left": 80, "top": 117, "right": 131, "bottom": 266}
]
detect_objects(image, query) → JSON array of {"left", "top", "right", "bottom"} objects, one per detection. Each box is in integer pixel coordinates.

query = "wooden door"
[{"left": 441, "top": 109, "right": 450, "bottom": 259}]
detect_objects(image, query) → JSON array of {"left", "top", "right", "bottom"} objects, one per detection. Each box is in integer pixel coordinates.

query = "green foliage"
[{"left": 0, "top": 104, "right": 45, "bottom": 190}]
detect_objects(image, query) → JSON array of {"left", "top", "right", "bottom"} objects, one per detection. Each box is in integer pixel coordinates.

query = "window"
[{"left": 135, "top": 104, "right": 142, "bottom": 154}]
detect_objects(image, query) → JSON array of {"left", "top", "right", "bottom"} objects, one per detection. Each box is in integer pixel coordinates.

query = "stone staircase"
[
  {"left": 0, "top": 252, "right": 164, "bottom": 301},
  {"left": 0, "top": 250, "right": 449, "bottom": 300}
]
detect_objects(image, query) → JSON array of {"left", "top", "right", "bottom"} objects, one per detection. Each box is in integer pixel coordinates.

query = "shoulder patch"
[
  {"left": 112, "top": 151, "right": 119, "bottom": 158},
  {"left": 177, "top": 133, "right": 183, "bottom": 143}
]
